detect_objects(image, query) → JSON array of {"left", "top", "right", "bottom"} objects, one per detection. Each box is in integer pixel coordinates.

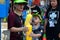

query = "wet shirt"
[{"left": 8, "top": 12, "right": 23, "bottom": 40}]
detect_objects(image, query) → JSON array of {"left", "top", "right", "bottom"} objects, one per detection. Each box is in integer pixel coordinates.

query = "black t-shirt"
[
  {"left": 24, "top": 5, "right": 41, "bottom": 14},
  {"left": 46, "top": 8, "right": 60, "bottom": 32}
]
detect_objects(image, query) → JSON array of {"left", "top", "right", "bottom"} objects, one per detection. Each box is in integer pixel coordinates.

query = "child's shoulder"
[{"left": 39, "top": 24, "right": 44, "bottom": 29}]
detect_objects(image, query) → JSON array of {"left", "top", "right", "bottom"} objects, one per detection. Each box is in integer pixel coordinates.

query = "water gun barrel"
[{"left": 24, "top": 10, "right": 32, "bottom": 40}]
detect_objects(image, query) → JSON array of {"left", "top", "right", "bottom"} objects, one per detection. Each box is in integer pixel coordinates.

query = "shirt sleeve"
[{"left": 8, "top": 13, "right": 15, "bottom": 29}]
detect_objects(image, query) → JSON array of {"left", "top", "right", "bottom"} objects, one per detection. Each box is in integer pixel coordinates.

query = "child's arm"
[
  {"left": 33, "top": 34, "right": 42, "bottom": 37},
  {"left": 30, "top": 32, "right": 42, "bottom": 38},
  {"left": 34, "top": 29, "right": 43, "bottom": 37}
]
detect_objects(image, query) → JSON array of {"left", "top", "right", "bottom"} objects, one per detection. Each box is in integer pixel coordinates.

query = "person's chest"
[
  {"left": 48, "top": 10, "right": 59, "bottom": 20},
  {"left": 14, "top": 14, "right": 23, "bottom": 27},
  {"left": 32, "top": 25, "right": 41, "bottom": 34},
  {"left": 47, "top": 9, "right": 60, "bottom": 27}
]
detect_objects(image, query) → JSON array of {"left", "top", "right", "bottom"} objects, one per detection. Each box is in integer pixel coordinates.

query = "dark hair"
[{"left": 48, "top": 0, "right": 59, "bottom": 10}]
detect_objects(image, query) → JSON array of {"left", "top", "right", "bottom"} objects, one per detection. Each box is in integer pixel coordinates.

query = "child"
[
  {"left": 44, "top": 0, "right": 60, "bottom": 40},
  {"left": 30, "top": 13, "right": 44, "bottom": 40},
  {"left": 8, "top": 0, "right": 28, "bottom": 40}
]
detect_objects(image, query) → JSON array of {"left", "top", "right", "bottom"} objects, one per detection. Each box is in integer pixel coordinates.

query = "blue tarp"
[
  {"left": 0, "top": 0, "right": 10, "bottom": 18},
  {"left": 22, "top": 10, "right": 27, "bottom": 21},
  {"left": 0, "top": 18, "right": 1, "bottom": 40}
]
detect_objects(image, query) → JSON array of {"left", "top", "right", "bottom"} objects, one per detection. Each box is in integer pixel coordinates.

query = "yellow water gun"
[{"left": 24, "top": 10, "right": 32, "bottom": 40}]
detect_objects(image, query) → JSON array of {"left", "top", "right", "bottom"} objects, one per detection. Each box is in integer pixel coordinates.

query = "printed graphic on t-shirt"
[{"left": 48, "top": 11, "right": 59, "bottom": 27}]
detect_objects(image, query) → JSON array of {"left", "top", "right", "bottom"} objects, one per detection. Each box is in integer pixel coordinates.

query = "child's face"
[
  {"left": 33, "top": 16, "right": 40, "bottom": 24},
  {"left": 14, "top": 4, "right": 24, "bottom": 12},
  {"left": 50, "top": 0, "right": 57, "bottom": 8}
]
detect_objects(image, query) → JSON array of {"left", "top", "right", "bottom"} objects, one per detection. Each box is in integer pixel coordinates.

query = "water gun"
[
  {"left": 24, "top": 10, "right": 32, "bottom": 40},
  {"left": 22, "top": 10, "right": 27, "bottom": 21},
  {"left": 28, "top": 0, "right": 32, "bottom": 6},
  {"left": 42, "top": 33, "right": 47, "bottom": 40}
]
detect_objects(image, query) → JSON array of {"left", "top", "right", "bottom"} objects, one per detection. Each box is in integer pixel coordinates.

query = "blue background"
[
  {"left": 0, "top": 0, "right": 10, "bottom": 18},
  {"left": 0, "top": 0, "right": 10, "bottom": 40}
]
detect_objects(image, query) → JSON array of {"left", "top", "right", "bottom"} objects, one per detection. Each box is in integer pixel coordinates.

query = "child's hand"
[
  {"left": 30, "top": 32, "right": 34, "bottom": 37},
  {"left": 30, "top": 32, "right": 42, "bottom": 37},
  {"left": 23, "top": 27, "right": 28, "bottom": 32}
]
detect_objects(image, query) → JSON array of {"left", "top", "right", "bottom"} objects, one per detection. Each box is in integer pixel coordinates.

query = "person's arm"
[
  {"left": 8, "top": 13, "right": 28, "bottom": 32},
  {"left": 33, "top": 34, "right": 42, "bottom": 37},
  {"left": 10, "top": 27, "right": 28, "bottom": 32},
  {"left": 44, "top": 18, "right": 48, "bottom": 33},
  {"left": 30, "top": 32, "right": 41, "bottom": 37},
  {"left": 44, "top": 10, "right": 49, "bottom": 33}
]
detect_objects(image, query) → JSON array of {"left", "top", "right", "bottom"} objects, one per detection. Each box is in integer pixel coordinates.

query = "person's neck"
[
  {"left": 35, "top": 23, "right": 40, "bottom": 26},
  {"left": 52, "top": 6, "right": 57, "bottom": 9},
  {"left": 14, "top": 10, "right": 22, "bottom": 16},
  {"left": 34, "top": 23, "right": 40, "bottom": 28}
]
